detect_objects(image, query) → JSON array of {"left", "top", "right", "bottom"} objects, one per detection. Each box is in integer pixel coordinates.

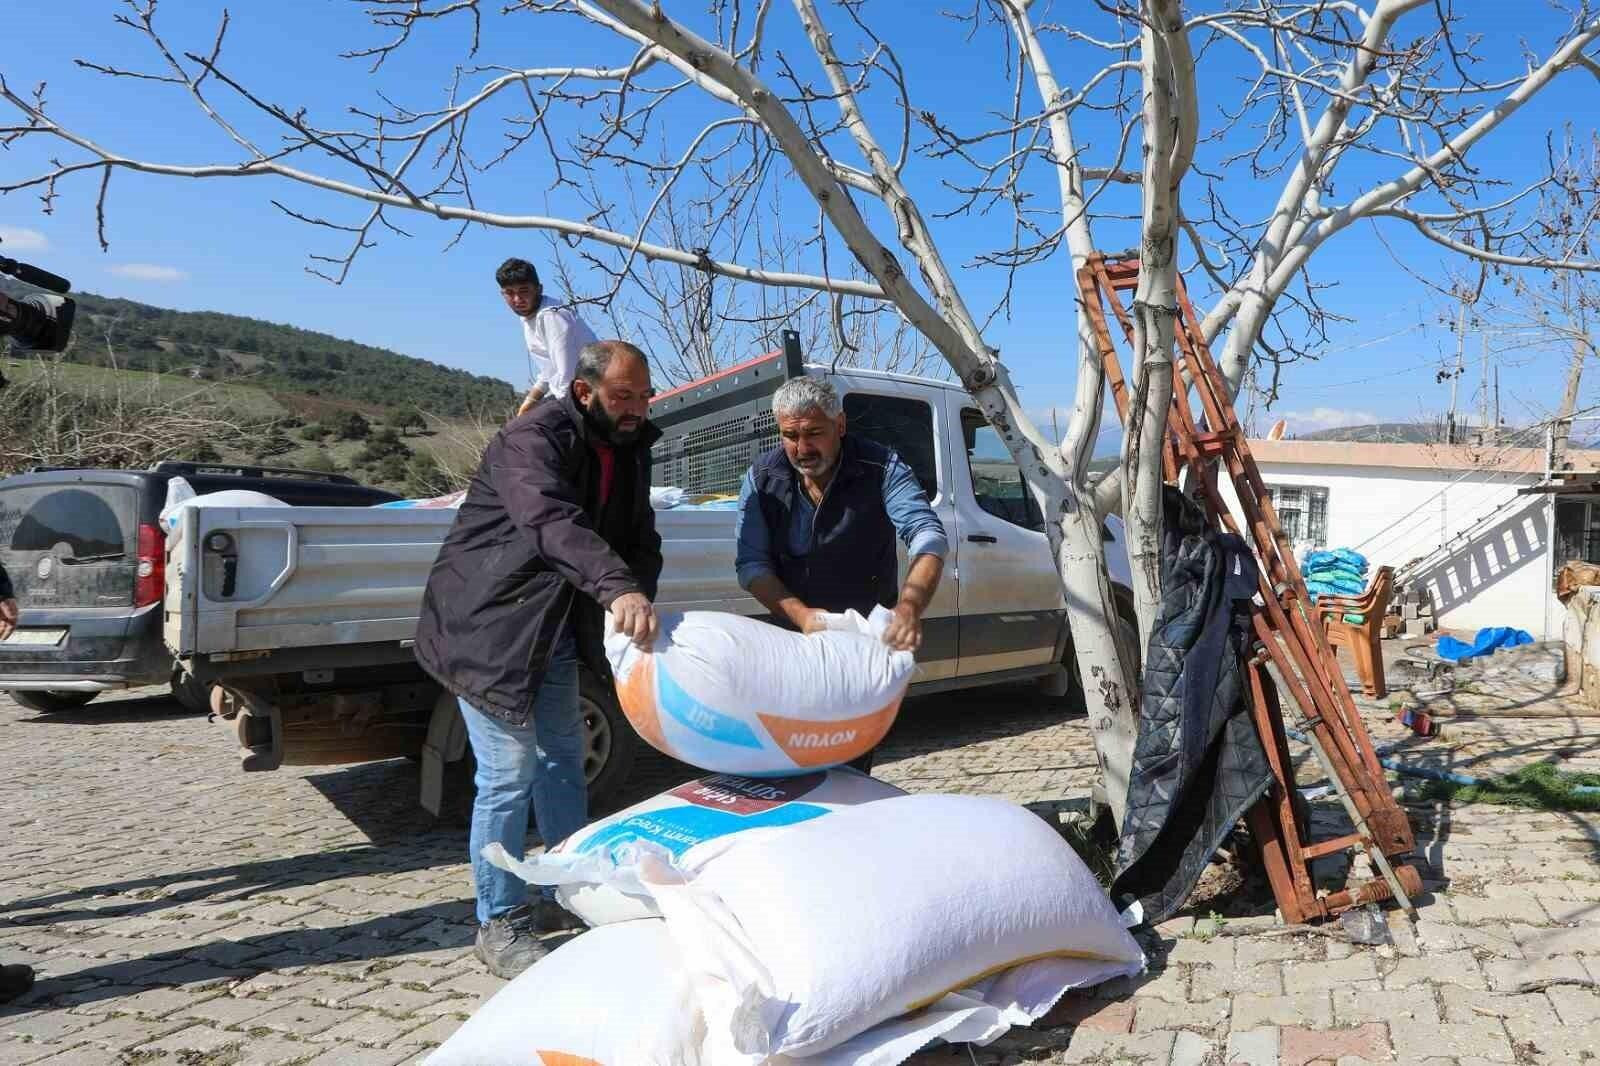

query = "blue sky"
[{"left": 3, "top": 1, "right": 1594, "bottom": 443}]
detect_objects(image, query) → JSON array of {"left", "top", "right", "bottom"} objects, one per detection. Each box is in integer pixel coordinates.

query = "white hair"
[{"left": 772, "top": 376, "right": 841, "bottom": 420}]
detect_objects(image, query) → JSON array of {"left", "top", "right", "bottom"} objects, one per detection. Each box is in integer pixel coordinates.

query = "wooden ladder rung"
[
  {"left": 1097, "top": 257, "right": 1141, "bottom": 287},
  {"left": 1192, "top": 431, "right": 1235, "bottom": 457},
  {"left": 1300, "top": 832, "right": 1366, "bottom": 861}
]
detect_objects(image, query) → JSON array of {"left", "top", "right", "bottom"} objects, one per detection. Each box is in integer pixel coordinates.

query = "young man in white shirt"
[{"left": 497, "top": 258, "right": 599, "bottom": 417}]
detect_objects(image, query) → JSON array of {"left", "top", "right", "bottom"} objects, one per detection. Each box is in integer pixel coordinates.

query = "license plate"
[{"left": 0, "top": 628, "right": 68, "bottom": 647}]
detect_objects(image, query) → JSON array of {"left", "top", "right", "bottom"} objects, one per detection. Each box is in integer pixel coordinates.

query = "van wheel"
[
  {"left": 580, "top": 670, "right": 637, "bottom": 813},
  {"left": 12, "top": 690, "right": 98, "bottom": 714},
  {"left": 171, "top": 670, "right": 214, "bottom": 715}
]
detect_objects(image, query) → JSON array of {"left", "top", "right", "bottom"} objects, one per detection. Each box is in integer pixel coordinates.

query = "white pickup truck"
[{"left": 164, "top": 332, "right": 1132, "bottom": 812}]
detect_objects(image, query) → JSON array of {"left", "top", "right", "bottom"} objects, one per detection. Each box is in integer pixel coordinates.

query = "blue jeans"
[{"left": 459, "top": 636, "right": 588, "bottom": 925}]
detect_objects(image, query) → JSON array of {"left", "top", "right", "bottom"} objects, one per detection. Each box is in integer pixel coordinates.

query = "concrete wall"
[{"left": 1217, "top": 460, "right": 1560, "bottom": 638}]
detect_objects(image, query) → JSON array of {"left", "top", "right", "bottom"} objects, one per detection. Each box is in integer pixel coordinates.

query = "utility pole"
[
  {"left": 1446, "top": 296, "right": 1467, "bottom": 444},
  {"left": 1479, "top": 328, "right": 1490, "bottom": 445},
  {"left": 1553, "top": 340, "right": 1587, "bottom": 470},
  {"left": 1552, "top": 275, "right": 1589, "bottom": 471}
]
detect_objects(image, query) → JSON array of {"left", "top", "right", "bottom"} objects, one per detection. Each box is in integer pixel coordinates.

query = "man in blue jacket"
[{"left": 734, "top": 377, "right": 948, "bottom": 770}]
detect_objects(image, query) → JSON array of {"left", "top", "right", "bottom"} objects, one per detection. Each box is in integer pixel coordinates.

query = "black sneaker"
[
  {"left": 0, "top": 964, "right": 35, "bottom": 1004},
  {"left": 474, "top": 906, "right": 548, "bottom": 979},
  {"left": 531, "top": 897, "right": 586, "bottom": 933}
]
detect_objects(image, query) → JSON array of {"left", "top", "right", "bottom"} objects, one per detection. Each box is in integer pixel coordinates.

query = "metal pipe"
[{"left": 1285, "top": 725, "right": 1484, "bottom": 788}]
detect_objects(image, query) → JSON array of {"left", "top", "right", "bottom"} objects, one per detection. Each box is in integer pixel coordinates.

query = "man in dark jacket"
[
  {"left": 415, "top": 340, "right": 661, "bottom": 978},
  {"left": 734, "top": 377, "right": 947, "bottom": 771}
]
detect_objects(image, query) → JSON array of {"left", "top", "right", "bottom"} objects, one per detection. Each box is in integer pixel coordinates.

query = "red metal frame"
[
  {"left": 648, "top": 348, "right": 783, "bottom": 406},
  {"left": 1081, "top": 255, "right": 1419, "bottom": 923}
]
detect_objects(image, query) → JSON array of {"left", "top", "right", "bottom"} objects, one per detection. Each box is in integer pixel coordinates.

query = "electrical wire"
[{"left": 1349, "top": 415, "right": 1565, "bottom": 556}]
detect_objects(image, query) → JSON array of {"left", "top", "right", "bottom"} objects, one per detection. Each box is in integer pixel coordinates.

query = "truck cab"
[{"left": 645, "top": 334, "right": 1131, "bottom": 686}]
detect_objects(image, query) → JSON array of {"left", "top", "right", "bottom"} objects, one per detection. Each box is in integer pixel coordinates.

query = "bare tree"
[
  {"left": 1461, "top": 134, "right": 1600, "bottom": 467},
  {"left": 0, "top": 351, "right": 250, "bottom": 472},
  {"left": 6, "top": 0, "right": 1600, "bottom": 823},
  {"left": 544, "top": 174, "right": 939, "bottom": 386}
]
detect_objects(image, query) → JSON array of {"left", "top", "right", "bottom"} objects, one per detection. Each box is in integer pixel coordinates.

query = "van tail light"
[{"left": 135, "top": 522, "right": 165, "bottom": 608}]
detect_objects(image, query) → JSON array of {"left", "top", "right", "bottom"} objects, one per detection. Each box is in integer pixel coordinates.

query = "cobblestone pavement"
[{"left": 2, "top": 662, "right": 1597, "bottom": 1065}]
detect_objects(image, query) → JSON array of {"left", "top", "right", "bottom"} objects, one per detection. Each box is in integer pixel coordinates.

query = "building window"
[
  {"left": 1556, "top": 498, "right": 1600, "bottom": 564},
  {"left": 1269, "top": 484, "right": 1328, "bottom": 547}
]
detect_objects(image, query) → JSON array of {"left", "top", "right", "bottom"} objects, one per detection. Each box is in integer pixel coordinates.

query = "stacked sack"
[
  {"left": 1302, "top": 547, "right": 1368, "bottom": 602},
  {"left": 425, "top": 608, "right": 1146, "bottom": 1066},
  {"left": 429, "top": 791, "right": 1146, "bottom": 1066}
]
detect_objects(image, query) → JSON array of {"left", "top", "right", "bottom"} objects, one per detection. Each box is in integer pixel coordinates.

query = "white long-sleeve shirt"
[{"left": 520, "top": 296, "right": 598, "bottom": 400}]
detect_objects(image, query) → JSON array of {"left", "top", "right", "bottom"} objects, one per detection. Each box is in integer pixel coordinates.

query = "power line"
[{"left": 1349, "top": 406, "right": 1597, "bottom": 558}]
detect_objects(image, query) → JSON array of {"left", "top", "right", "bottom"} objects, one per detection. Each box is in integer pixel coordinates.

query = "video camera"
[{"left": 0, "top": 237, "right": 76, "bottom": 355}]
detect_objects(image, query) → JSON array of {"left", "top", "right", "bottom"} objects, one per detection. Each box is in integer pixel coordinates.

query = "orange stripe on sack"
[
  {"left": 614, "top": 654, "right": 668, "bottom": 754},
  {"left": 757, "top": 696, "right": 903, "bottom": 768},
  {"left": 536, "top": 1053, "right": 604, "bottom": 1066}
]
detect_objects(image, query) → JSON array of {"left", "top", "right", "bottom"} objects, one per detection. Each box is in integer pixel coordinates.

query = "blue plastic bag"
[{"left": 1436, "top": 627, "right": 1534, "bottom": 663}]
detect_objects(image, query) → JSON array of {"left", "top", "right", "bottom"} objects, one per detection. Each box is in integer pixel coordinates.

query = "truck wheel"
[
  {"left": 171, "top": 669, "right": 214, "bottom": 715},
  {"left": 12, "top": 690, "right": 98, "bottom": 714},
  {"left": 579, "top": 670, "right": 637, "bottom": 811}
]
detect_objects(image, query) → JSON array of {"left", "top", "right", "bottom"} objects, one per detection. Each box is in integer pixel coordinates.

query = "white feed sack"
[
  {"left": 605, "top": 607, "right": 915, "bottom": 775},
  {"left": 639, "top": 793, "right": 1146, "bottom": 1064},
  {"left": 159, "top": 477, "right": 289, "bottom": 536},
  {"left": 422, "top": 919, "right": 719, "bottom": 1066},
  {"left": 488, "top": 768, "right": 905, "bottom": 926}
]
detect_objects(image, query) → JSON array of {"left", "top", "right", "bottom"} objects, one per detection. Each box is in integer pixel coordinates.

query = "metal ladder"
[{"left": 1080, "top": 254, "right": 1420, "bottom": 923}]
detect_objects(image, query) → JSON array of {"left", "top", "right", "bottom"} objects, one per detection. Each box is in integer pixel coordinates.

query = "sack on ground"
[
  {"left": 636, "top": 793, "right": 1146, "bottom": 1063},
  {"left": 491, "top": 768, "right": 905, "bottom": 926},
  {"left": 767, "top": 956, "right": 1121, "bottom": 1066},
  {"left": 605, "top": 607, "right": 914, "bottom": 775},
  {"left": 423, "top": 919, "right": 722, "bottom": 1066}
]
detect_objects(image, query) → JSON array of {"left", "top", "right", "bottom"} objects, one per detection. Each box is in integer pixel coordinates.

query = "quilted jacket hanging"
[{"left": 1111, "top": 488, "right": 1273, "bottom": 924}]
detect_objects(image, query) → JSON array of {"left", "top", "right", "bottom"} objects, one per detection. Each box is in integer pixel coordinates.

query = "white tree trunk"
[
  {"left": 1120, "top": 0, "right": 1192, "bottom": 656},
  {"left": 998, "top": 0, "right": 1142, "bottom": 826}
]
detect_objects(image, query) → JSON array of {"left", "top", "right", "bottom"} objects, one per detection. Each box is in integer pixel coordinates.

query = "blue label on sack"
[
  {"left": 573, "top": 802, "right": 829, "bottom": 859},
  {"left": 655, "top": 663, "right": 765, "bottom": 749}
]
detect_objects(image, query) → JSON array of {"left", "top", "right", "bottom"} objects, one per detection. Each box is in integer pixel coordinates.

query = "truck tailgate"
[
  {"left": 654, "top": 509, "right": 758, "bottom": 613},
  {"left": 165, "top": 505, "right": 456, "bottom": 657}
]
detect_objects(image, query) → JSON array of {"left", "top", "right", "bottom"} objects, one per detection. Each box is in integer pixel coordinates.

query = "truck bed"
[{"left": 164, "top": 502, "right": 760, "bottom": 672}]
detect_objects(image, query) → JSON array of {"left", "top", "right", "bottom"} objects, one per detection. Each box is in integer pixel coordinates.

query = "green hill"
[
  {"left": 3, "top": 280, "right": 517, "bottom": 417},
  {"left": 2, "top": 280, "right": 513, "bottom": 494}
]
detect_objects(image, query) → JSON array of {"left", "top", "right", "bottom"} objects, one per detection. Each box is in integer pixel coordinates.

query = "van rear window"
[
  {"left": 0, "top": 484, "right": 136, "bottom": 558},
  {"left": 0, "top": 483, "right": 140, "bottom": 607}
]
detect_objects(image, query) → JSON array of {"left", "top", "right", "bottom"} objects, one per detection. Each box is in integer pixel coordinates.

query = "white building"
[{"left": 1215, "top": 440, "right": 1600, "bottom": 640}]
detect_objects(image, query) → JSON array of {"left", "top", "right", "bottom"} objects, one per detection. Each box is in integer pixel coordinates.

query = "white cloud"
[
  {"left": 0, "top": 226, "right": 49, "bottom": 252},
  {"left": 1281, "top": 406, "right": 1379, "bottom": 432},
  {"left": 109, "top": 263, "right": 189, "bottom": 283}
]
